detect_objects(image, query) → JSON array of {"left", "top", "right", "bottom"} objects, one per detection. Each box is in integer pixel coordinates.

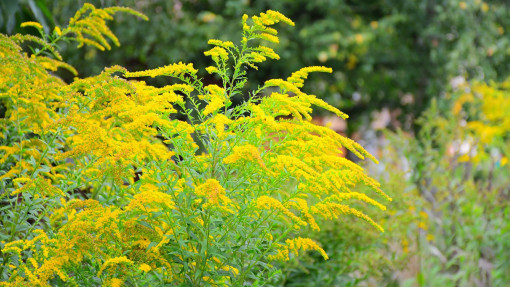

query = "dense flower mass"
[{"left": 0, "top": 5, "right": 390, "bottom": 286}]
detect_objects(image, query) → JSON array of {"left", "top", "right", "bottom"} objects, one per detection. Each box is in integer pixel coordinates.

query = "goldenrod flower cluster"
[
  {"left": 68, "top": 3, "right": 148, "bottom": 51},
  {"left": 195, "top": 179, "right": 233, "bottom": 211},
  {"left": 269, "top": 237, "right": 329, "bottom": 262},
  {"left": 204, "top": 46, "right": 229, "bottom": 62},
  {"left": 198, "top": 85, "right": 227, "bottom": 115},
  {"left": 0, "top": 6, "right": 391, "bottom": 286},
  {"left": 125, "top": 62, "right": 197, "bottom": 78},
  {"left": 451, "top": 80, "right": 509, "bottom": 165}
]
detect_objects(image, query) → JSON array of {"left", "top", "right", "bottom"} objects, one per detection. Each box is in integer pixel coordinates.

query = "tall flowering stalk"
[{"left": 0, "top": 5, "right": 390, "bottom": 286}]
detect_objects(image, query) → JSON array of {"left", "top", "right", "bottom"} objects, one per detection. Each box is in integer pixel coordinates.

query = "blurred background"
[{"left": 2, "top": 0, "right": 509, "bottom": 286}]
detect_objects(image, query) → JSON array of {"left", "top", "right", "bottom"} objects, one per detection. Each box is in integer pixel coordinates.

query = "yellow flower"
[
  {"left": 264, "top": 79, "right": 304, "bottom": 98},
  {"left": 195, "top": 179, "right": 232, "bottom": 209},
  {"left": 481, "top": 2, "right": 489, "bottom": 12},
  {"left": 125, "top": 62, "right": 198, "bottom": 78},
  {"left": 286, "top": 198, "right": 320, "bottom": 231},
  {"left": 458, "top": 154, "right": 470, "bottom": 162},
  {"left": 221, "top": 265, "right": 239, "bottom": 275},
  {"left": 249, "top": 51, "right": 266, "bottom": 62},
  {"left": 12, "top": 177, "right": 31, "bottom": 185},
  {"left": 258, "top": 33, "right": 279, "bottom": 43},
  {"left": 270, "top": 155, "right": 319, "bottom": 180},
  {"left": 256, "top": 196, "right": 306, "bottom": 227},
  {"left": 204, "top": 114, "right": 232, "bottom": 138},
  {"left": 223, "top": 144, "right": 263, "bottom": 165},
  {"left": 139, "top": 263, "right": 151, "bottom": 272},
  {"left": 201, "top": 11, "right": 216, "bottom": 23},
  {"left": 125, "top": 188, "right": 175, "bottom": 212},
  {"left": 269, "top": 237, "right": 328, "bottom": 261},
  {"left": 208, "top": 39, "right": 234, "bottom": 48},
  {"left": 310, "top": 201, "right": 384, "bottom": 232},
  {"left": 459, "top": 1, "right": 467, "bottom": 9},
  {"left": 205, "top": 66, "right": 219, "bottom": 74},
  {"left": 204, "top": 46, "right": 229, "bottom": 62},
  {"left": 255, "top": 46, "right": 280, "bottom": 60},
  {"left": 199, "top": 84, "right": 226, "bottom": 115},
  {"left": 347, "top": 54, "right": 358, "bottom": 70},
  {"left": 20, "top": 21, "right": 43, "bottom": 30},
  {"left": 402, "top": 239, "right": 409, "bottom": 253},
  {"left": 54, "top": 26, "right": 62, "bottom": 36},
  {"left": 109, "top": 278, "right": 124, "bottom": 287},
  {"left": 287, "top": 66, "right": 332, "bottom": 88},
  {"left": 330, "top": 192, "right": 386, "bottom": 211},
  {"left": 264, "top": 10, "right": 295, "bottom": 26},
  {"left": 354, "top": 34, "right": 364, "bottom": 44},
  {"left": 97, "top": 256, "right": 133, "bottom": 277}
]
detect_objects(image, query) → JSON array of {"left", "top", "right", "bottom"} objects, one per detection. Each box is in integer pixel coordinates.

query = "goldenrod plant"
[{"left": 0, "top": 4, "right": 390, "bottom": 286}]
